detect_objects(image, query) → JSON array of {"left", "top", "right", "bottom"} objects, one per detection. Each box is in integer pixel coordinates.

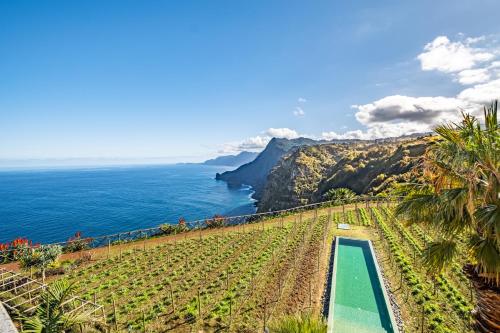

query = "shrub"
[
  {"left": 205, "top": 215, "right": 226, "bottom": 228},
  {"left": 269, "top": 313, "right": 327, "bottom": 333},
  {"left": 64, "top": 231, "right": 92, "bottom": 253},
  {"left": 0, "top": 237, "right": 35, "bottom": 263},
  {"left": 18, "top": 244, "right": 62, "bottom": 282},
  {"left": 160, "top": 218, "right": 189, "bottom": 235}
]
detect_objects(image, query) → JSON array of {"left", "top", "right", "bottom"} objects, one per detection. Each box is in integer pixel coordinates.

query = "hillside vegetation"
[
  {"left": 0, "top": 201, "right": 475, "bottom": 333},
  {"left": 258, "top": 138, "right": 427, "bottom": 212}
]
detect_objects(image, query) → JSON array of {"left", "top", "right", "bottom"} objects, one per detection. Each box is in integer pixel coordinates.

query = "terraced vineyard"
[
  {"left": 54, "top": 209, "right": 333, "bottom": 332},
  {"left": 1, "top": 201, "right": 476, "bottom": 333},
  {"left": 370, "top": 206, "right": 474, "bottom": 333}
]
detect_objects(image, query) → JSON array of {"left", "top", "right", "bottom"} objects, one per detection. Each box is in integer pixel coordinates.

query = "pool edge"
[{"left": 326, "top": 236, "right": 400, "bottom": 333}]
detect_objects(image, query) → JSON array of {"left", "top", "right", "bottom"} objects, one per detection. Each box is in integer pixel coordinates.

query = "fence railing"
[
  {"left": 0, "top": 195, "right": 401, "bottom": 262},
  {"left": 0, "top": 268, "right": 105, "bottom": 322}
]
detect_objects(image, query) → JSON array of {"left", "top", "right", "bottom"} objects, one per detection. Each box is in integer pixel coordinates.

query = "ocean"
[{"left": 0, "top": 164, "right": 256, "bottom": 244}]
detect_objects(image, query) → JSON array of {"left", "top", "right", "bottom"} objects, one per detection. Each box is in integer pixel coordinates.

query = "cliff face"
[
  {"left": 215, "top": 137, "right": 321, "bottom": 199},
  {"left": 257, "top": 138, "right": 427, "bottom": 212}
]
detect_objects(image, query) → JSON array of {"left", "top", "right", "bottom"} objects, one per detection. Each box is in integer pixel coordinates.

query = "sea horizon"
[{"left": 0, "top": 163, "right": 257, "bottom": 244}]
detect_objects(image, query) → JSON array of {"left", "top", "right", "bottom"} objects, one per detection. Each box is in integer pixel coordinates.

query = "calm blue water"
[{"left": 0, "top": 164, "right": 256, "bottom": 244}]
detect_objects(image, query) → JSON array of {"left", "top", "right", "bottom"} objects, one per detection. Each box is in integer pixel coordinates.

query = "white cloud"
[
  {"left": 220, "top": 35, "right": 500, "bottom": 150},
  {"left": 457, "top": 68, "right": 491, "bottom": 84},
  {"left": 293, "top": 106, "right": 305, "bottom": 117},
  {"left": 338, "top": 35, "right": 499, "bottom": 139},
  {"left": 219, "top": 128, "right": 302, "bottom": 153},
  {"left": 265, "top": 128, "right": 299, "bottom": 139},
  {"left": 298, "top": 97, "right": 307, "bottom": 103},
  {"left": 418, "top": 36, "right": 494, "bottom": 73},
  {"left": 322, "top": 130, "right": 366, "bottom": 140},
  {"left": 457, "top": 78, "right": 500, "bottom": 104},
  {"left": 349, "top": 95, "right": 476, "bottom": 139},
  {"left": 355, "top": 95, "right": 469, "bottom": 126}
]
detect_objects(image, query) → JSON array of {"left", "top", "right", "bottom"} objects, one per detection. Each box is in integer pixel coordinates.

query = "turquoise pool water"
[{"left": 328, "top": 237, "right": 397, "bottom": 333}]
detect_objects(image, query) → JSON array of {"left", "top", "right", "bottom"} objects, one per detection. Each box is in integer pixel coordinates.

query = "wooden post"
[
  {"left": 317, "top": 250, "right": 320, "bottom": 270},
  {"left": 143, "top": 235, "right": 146, "bottom": 251},
  {"left": 226, "top": 270, "right": 229, "bottom": 290},
  {"left": 263, "top": 297, "right": 267, "bottom": 332},
  {"left": 421, "top": 304, "right": 425, "bottom": 333},
  {"left": 342, "top": 203, "right": 345, "bottom": 217},
  {"left": 309, "top": 279, "right": 312, "bottom": 307},
  {"left": 169, "top": 284, "right": 176, "bottom": 312},
  {"left": 108, "top": 239, "right": 111, "bottom": 259},
  {"left": 469, "top": 280, "right": 473, "bottom": 302},
  {"left": 142, "top": 310, "right": 147, "bottom": 333},
  {"left": 197, "top": 289, "right": 201, "bottom": 320},
  {"left": 112, "top": 295, "right": 118, "bottom": 330}
]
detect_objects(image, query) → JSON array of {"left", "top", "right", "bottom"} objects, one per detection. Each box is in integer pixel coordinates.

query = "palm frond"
[{"left": 423, "top": 240, "right": 459, "bottom": 274}]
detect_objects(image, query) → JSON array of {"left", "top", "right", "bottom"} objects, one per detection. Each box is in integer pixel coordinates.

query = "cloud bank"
[
  {"left": 222, "top": 35, "right": 500, "bottom": 152},
  {"left": 219, "top": 128, "right": 301, "bottom": 153},
  {"left": 335, "top": 34, "right": 500, "bottom": 140}
]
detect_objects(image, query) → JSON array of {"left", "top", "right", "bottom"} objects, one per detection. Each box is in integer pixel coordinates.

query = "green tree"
[
  {"left": 19, "top": 245, "right": 62, "bottom": 283},
  {"left": 269, "top": 313, "right": 327, "bottom": 333},
  {"left": 324, "top": 187, "right": 356, "bottom": 204},
  {"left": 395, "top": 101, "right": 499, "bottom": 333},
  {"left": 22, "top": 280, "right": 103, "bottom": 333}
]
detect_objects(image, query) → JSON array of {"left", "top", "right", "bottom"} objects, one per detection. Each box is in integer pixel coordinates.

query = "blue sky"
[{"left": 1, "top": 0, "right": 499, "bottom": 165}]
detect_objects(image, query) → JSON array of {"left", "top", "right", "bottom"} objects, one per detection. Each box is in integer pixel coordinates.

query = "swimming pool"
[{"left": 327, "top": 237, "right": 399, "bottom": 333}]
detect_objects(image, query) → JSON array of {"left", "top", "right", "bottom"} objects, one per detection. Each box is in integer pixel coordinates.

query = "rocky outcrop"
[
  {"left": 257, "top": 138, "right": 427, "bottom": 212},
  {"left": 215, "top": 137, "right": 322, "bottom": 199}
]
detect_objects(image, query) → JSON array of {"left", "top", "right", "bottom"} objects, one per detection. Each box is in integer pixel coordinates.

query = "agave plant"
[
  {"left": 395, "top": 101, "right": 499, "bottom": 333},
  {"left": 269, "top": 313, "right": 327, "bottom": 333},
  {"left": 21, "top": 280, "right": 103, "bottom": 333}
]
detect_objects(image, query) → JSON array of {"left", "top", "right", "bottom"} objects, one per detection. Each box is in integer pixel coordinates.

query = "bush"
[
  {"left": 160, "top": 217, "right": 189, "bottom": 235},
  {"left": 63, "top": 232, "right": 92, "bottom": 253},
  {"left": 269, "top": 313, "right": 326, "bottom": 333},
  {"left": 18, "top": 244, "right": 62, "bottom": 282},
  {"left": 205, "top": 215, "right": 226, "bottom": 228},
  {"left": 0, "top": 237, "right": 35, "bottom": 263}
]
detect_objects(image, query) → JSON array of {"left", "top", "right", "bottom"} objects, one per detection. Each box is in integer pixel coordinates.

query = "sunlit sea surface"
[{"left": 0, "top": 164, "right": 255, "bottom": 244}]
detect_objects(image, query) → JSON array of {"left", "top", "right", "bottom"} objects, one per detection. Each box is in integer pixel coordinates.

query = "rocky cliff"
[
  {"left": 215, "top": 137, "right": 322, "bottom": 199},
  {"left": 257, "top": 138, "right": 427, "bottom": 212}
]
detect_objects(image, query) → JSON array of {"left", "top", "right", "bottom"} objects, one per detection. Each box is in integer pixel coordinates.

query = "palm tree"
[
  {"left": 22, "top": 280, "right": 103, "bottom": 333},
  {"left": 395, "top": 101, "right": 499, "bottom": 333},
  {"left": 325, "top": 187, "right": 356, "bottom": 204},
  {"left": 269, "top": 313, "right": 327, "bottom": 333}
]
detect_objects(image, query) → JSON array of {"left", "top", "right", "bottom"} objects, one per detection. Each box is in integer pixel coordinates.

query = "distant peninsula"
[{"left": 203, "top": 151, "right": 258, "bottom": 167}]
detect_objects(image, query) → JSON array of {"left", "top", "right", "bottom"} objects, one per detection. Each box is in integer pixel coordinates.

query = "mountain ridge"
[
  {"left": 203, "top": 151, "right": 258, "bottom": 167},
  {"left": 215, "top": 134, "right": 430, "bottom": 211},
  {"left": 215, "top": 137, "right": 323, "bottom": 199}
]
